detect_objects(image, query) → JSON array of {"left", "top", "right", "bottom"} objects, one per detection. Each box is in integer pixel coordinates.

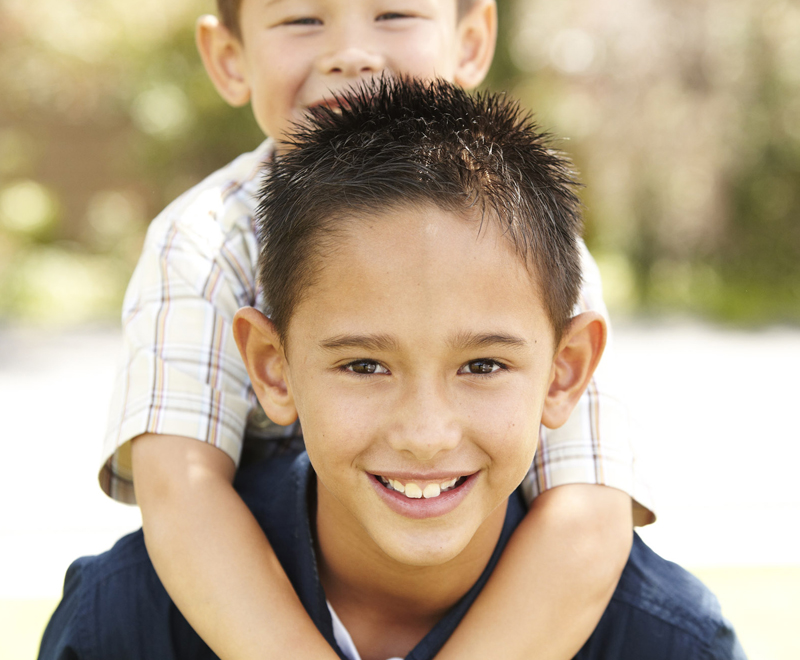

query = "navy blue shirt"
[{"left": 40, "top": 452, "right": 746, "bottom": 660}]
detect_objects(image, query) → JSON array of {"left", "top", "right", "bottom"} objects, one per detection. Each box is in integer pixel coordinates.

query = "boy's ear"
[
  {"left": 541, "top": 311, "right": 607, "bottom": 429},
  {"left": 232, "top": 307, "right": 298, "bottom": 426},
  {"left": 453, "top": 0, "right": 498, "bottom": 89},
  {"left": 196, "top": 15, "right": 251, "bottom": 107}
]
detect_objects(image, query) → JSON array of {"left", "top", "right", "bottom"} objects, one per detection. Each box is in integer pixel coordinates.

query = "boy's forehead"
[
  {"left": 328, "top": 200, "right": 538, "bottom": 281},
  {"left": 285, "top": 202, "right": 553, "bottom": 347},
  {"left": 245, "top": 0, "right": 459, "bottom": 10},
  {"left": 239, "top": 0, "right": 467, "bottom": 24}
]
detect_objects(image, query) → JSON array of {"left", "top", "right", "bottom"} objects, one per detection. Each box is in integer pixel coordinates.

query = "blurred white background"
[{"left": 1, "top": 321, "right": 799, "bottom": 658}]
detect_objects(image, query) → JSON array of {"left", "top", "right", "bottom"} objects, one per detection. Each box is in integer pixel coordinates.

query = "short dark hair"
[
  {"left": 216, "top": 0, "right": 242, "bottom": 38},
  {"left": 217, "top": 0, "right": 481, "bottom": 40},
  {"left": 256, "top": 77, "right": 584, "bottom": 345}
]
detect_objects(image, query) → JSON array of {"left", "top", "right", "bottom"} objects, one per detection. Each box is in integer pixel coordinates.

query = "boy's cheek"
[
  {"left": 294, "top": 390, "right": 372, "bottom": 452},
  {"left": 469, "top": 392, "right": 543, "bottom": 470},
  {"left": 461, "top": 384, "right": 543, "bottom": 431}
]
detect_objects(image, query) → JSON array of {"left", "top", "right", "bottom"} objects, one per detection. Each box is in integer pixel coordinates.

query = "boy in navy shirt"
[
  {"left": 107, "top": 2, "right": 649, "bottom": 658},
  {"left": 42, "top": 78, "right": 745, "bottom": 660}
]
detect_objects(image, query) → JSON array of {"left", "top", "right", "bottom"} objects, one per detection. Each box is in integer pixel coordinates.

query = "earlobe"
[
  {"left": 541, "top": 312, "right": 607, "bottom": 429},
  {"left": 232, "top": 307, "right": 298, "bottom": 426},
  {"left": 196, "top": 15, "right": 251, "bottom": 107},
  {"left": 453, "top": 0, "right": 498, "bottom": 89}
]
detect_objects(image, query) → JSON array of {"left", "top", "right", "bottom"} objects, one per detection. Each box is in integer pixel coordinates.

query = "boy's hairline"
[
  {"left": 273, "top": 198, "right": 561, "bottom": 357},
  {"left": 216, "top": 0, "right": 486, "bottom": 40}
]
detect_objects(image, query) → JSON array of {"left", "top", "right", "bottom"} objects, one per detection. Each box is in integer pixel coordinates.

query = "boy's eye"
[
  {"left": 377, "top": 13, "right": 410, "bottom": 20},
  {"left": 283, "top": 17, "right": 322, "bottom": 26},
  {"left": 458, "top": 359, "right": 506, "bottom": 375},
  {"left": 344, "top": 360, "right": 389, "bottom": 375}
]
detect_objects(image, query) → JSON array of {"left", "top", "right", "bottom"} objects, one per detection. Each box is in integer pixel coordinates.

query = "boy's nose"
[
  {"left": 318, "top": 46, "right": 386, "bottom": 79},
  {"left": 384, "top": 382, "right": 462, "bottom": 461}
]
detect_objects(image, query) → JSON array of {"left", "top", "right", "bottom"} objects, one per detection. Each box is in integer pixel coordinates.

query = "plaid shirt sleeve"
[
  {"left": 99, "top": 143, "right": 273, "bottom": 504},
  {"left": 520, "top": 242, "right": 655, "bottom": 523}
]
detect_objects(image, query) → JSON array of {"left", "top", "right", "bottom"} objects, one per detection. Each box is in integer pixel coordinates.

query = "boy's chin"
[
  {"left": 370, "top": 526, "right": 476, "bottom": 568},
  {"left": 367, "top": 502, "right": 509, "bottom": 569}
]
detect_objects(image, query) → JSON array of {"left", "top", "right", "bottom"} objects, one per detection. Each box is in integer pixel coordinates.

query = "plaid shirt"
[{"left": 100, "top": 139, "right": 654, "bottom": 521}]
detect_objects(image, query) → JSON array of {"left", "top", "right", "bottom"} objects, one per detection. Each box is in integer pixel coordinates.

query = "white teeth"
[
  {"left": 404, "top": 483, "right": 423, "bottom": 499},
  {"left": 378, "top": 475, "right": 464, "bottom": 499},
  {"left": 422, "top": 483, "right": 441, "bottom": 499}
]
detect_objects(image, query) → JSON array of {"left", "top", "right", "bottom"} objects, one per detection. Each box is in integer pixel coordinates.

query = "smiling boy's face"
[
  {"left": 242, "top": 203, "right": 558, "bottom": 568},
  {"left": 232, "top": 76, "right": 606, "bottom": 574},
  {"left": 235, "top": 197, "right": 606, "bottom": 569},
  {"left": 197, "top": 0, "right": 496, "bottom": 145}
]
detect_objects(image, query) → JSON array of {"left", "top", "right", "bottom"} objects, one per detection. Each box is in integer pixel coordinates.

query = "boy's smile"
[
  {"left": 276, "top": 203, "right": 558, "bottom": 569},
  {"left": 200, "top": 0, "right": 495, "bottom": 145}
]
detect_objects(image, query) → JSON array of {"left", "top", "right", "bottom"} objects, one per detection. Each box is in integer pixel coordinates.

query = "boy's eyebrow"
[
  {"left": 447, "top": 331, "right": 528, "bottom": 351},
  {"left": 319, "top": 332, "right": 528, "bottom": 353},
  {"left": 319, "top": 334, "right": 401, "bottom": 353}
]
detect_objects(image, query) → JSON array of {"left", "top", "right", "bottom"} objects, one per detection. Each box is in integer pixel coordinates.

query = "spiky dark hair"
[
  {"left": 256, "top": 76, "right": 583, "bottom": 344},
  {"left": 216, "top": 0, "right": 241, "bottom": 38}
]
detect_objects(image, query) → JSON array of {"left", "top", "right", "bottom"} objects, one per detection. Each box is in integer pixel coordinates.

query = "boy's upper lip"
[
  {"left": 306, "top": 95, "right": 351, "bottom": 112},
  {"left": 369, "top": 470, "right": 476, "bottom": 482}
]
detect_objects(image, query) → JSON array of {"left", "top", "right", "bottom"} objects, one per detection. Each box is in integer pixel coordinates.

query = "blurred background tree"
[{"left": 0, "top": 0, "right": 797, "bottom": 325}]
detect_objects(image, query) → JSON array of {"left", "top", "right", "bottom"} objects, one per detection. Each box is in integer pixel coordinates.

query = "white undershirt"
[{"left": 328, "top": 601, "right": 404, "bottom": 660}]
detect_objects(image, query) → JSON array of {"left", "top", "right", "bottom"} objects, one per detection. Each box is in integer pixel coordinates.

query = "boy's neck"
[{"left": 315, "top": 478, "right": 509, "bottom": 659}]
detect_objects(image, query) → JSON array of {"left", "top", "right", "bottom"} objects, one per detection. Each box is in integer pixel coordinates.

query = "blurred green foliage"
[
  {"left": 0, "top": 0, "right": 797, "bottom": 325},
  {"left": 493, "top": 0, "right": 800, "bottom": 324}
]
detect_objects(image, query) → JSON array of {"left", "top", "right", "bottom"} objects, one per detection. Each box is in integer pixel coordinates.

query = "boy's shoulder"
[
  {"left": 142, "top": 138, "right": 275, "bottom": 255},
  {"left": 577, "top": 535, "right": 745, "bottom": 660},
  {"left": 174, "top": 138, "right": 274, "bottom": 214}
]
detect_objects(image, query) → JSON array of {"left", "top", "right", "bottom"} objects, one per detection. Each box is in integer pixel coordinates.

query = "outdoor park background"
[{"left": 0, "top": 0, "right": 798, "bottom": 658}]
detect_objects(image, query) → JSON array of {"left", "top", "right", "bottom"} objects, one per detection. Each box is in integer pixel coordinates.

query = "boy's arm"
[
  {"left": 435, "top": 483, "right": 633, "bottom": 660},
  {"left": 132, "top": 433, "right": 341, "bottom": 660}
]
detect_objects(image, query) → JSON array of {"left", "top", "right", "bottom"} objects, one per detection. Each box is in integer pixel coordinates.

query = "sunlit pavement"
[{"left": 1, "top": 321, "right": 799, "bottom": 659}]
